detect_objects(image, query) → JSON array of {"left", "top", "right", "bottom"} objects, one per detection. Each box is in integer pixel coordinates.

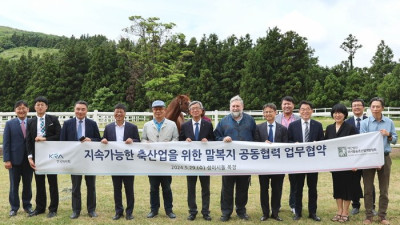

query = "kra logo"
[{"left": 49, "top": 153, "right": 64, "bottom": 159}]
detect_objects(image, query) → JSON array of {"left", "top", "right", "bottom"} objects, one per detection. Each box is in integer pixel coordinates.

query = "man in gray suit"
[
  {"left": 275, "top": 96, "right": 300, "bottom": 214},
  {"left": 256, "top": 103, "right": 288, "bottom": 222}
]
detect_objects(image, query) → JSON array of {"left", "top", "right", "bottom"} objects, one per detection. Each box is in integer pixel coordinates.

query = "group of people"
[{"left": 2, "top": 95, "right": 397, "bottom": 225}]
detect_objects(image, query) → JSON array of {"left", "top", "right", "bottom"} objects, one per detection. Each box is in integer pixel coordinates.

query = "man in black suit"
[
  {"left": 26, "top": 96, "right": 61, "bottom": 218},
  {"left": 101, "top": 103, "right": 140, "bottom": 220},
  {"left": 345, "top": 99, "right": 376, "bottom": 215},
  {"left": 255, "top": 103, "right": 288, "bottom": 222},
  {"left": 179, "top": 101, "right": 215, "bottom": 221},
  {"left": 60, "top": 100, "right": 101, "bottom": 219},
  {"left": 3, "top": 100, "right": 34, "bottom": 217},
  {"left": 288, "top": 100, "right": 324, "bottom": 222}
]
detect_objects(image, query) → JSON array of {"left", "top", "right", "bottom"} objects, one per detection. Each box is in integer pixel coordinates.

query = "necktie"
[
  {"left": 21, "top": 120, "right": 26, "bottom": 138},
  {"left": 356, "top": 118, "right": 361, "bottom": 132},
  {"left": 304, "top": 121, "right": 310, "bottom": 142},
  {"left": 40, "top": 117, "right": 45, "bottom": 136},
  {"left": 77, "top": 120, "right": 83, "bottom": 140},
  {"left": 194, "top": 122, "right": 199, "bottom": 141},
  {"left": 268, "top": 124, "right": 274, "bottom": 142}
]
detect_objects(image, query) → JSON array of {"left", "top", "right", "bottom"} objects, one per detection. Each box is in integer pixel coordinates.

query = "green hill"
[{"left": 0, "top": 26, "right": 65, "bottom": 59}]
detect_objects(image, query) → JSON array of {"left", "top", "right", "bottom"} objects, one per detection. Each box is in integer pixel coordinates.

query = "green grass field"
[
  {"left": 0, "top": 46, "right": 59, "bottom": 60},
  {"left": 0, "top": 158, "right": 399, "bottom": 225},
  {"left": 0, "top": 117, "right": 400, "bottom": 224}
]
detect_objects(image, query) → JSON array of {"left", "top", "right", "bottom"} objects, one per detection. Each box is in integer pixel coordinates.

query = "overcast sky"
[{"left": 1, "top": 0, "right": 399, "bottom": 68}]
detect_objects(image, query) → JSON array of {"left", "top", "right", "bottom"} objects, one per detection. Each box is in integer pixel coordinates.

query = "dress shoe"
[
  {"left": 363, "top": 217, "right": 373, "bottom": 225},
  {"left": 351, "top": 207, "right": 360, "bottom": 215},
  {"left": 47, "top": 211, "right": 57, "bottom": 218},
  {"left": 309, "top": 214, "right": 321, "bottom": 221},
  {"left": 187, "top": 214, "right": 196, "bottom": 220},
  {"left": 24, "top": 208, "right": 34, "bottom": 214},
  {"left": 88, "top": 211, "right": 98, "bottom": 218},
  {"left": 28, "top": 210, "right": 45, "bottom": 217},
  {"left": 125, "top": 213, "right": 134, "bottom": 220},
  {"left": 147, "top": 211, "right": 158, "bottom": 218},
  {"left": 379, "top": 217, "right": 390, "bottom": 225},
  {"left": 238, "top": 213, "right": 249, "bottom": 220},
  {"left": 260, "top": 215, "right": 269, "bottom": 221},
  {"left": 271, "top": 214, "right": 283, "bottom": 221},
  {"left": 220, "top": 215, "right": 230, "bottom": 222},
  {"left": 112, "top": 213, "right": 123, "bottom": 220},
  {"left": 167, "top": 212, "right": 176, "bottom": 219},
  {"left": 70, "top": 212, "right": 80, "bottom": 219},
  {"left": 9, "top": 210, "right": 17, "bottom": 217},
  {"left": 203, "top": 214, "right": 212, "bottom": 221},
  {"left": 293, "top": 214, "right": 302, "bottom": 220}
]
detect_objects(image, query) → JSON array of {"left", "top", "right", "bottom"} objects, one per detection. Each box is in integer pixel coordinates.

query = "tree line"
[{"left": 0, "top": 16, "right": 399, "bottom": 112}]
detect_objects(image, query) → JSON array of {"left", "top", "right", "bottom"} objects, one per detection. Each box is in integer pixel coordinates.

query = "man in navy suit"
[
  {"left": 60, "top": 100, "right": 101, "bottom": 219},
  {"left": 3, "top": 100, "right": 34, "bottom": 216},
  {"left": 288, "top": 100, "right": 324, "bottom": 222},
  {"left": 179, "top": 101, "right": 215, "bottom": 221},
  {"left": 101, "top": 103, "right": 140, "bottom": 220},
  {"left": 26, "top": 96, "right": 61, "bottom": 218},
  {"left": 255, "top": 103, "right": 288, "bottom": 222},
  {"left": 345, "top": 99, "right": 376, "bottom": 216}
]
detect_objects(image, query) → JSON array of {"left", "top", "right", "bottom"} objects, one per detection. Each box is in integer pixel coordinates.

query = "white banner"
[{"left": 35, "top": 132, "right": 384, "bottom": 175}]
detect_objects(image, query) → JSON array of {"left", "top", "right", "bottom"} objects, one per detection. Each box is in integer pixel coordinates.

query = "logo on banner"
[{"left": 338, "top": 147, "right": 347, "bottom": 157}]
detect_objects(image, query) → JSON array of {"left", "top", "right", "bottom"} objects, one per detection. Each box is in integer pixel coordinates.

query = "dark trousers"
[
  {"left": 34, "top": 173, "right": 58, "bottom": 213},
  {"left": 259, "top": 174, "right": 284, "bottom": 217},
  {"left": 187, "top": 176, "right": 210, "bottom": 216},
  {"left": 149, "top": 176, "right": 173, "bottom": 213},
  {"left": 9, "top": 161, "right": 33, "bottom": 211},
  {"left": 293, "top": 172, "right": 318, "bottom": 216},
  {"left": 112, "top": 176, "right": 134, "bottom": 215},
  {"left": 352, "top": 170, "right": 376, "bottom": 209},
  {"left": 288, "top": 174, "right": 296, "bottom": 209},
  {"left": 220, "top": 175, "right": 250, "bottom": 216},
  {"left": 71, "top": 175, "right": 96, "bottom": 213}
]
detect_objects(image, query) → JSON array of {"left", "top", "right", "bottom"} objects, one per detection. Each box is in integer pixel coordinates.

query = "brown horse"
[{"left": 165, "top": 95, "right": 190, "bottom": 133}]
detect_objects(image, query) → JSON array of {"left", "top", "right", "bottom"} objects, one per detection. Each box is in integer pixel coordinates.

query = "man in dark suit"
[
  {"left": 288, "top": 100, "right": 324, "bottom": 222},
  {"left": 345, "top": 98, "right": 376, "bottom": 216},
  {"left": 101, "top": 103, "right": 140, "bottom": 220},
  {"left": 26, "top": 96, "right": 61, "bottom": 218},
  {"left": 3, "top": 100, "right": 34, "bottom": 217},
  {"left": 255, "top": 103, "right": 288, "bottom": 222},
  {"left": 179, "top": 101, "right": 215, "bottom": 221},
  {"left": 60, "top": 100, "right": 101, "bottom": 219}
]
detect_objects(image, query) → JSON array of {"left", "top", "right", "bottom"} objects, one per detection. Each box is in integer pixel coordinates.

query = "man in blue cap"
[{"left": 142, "top": 100, "right": 179, "bottom": 219}]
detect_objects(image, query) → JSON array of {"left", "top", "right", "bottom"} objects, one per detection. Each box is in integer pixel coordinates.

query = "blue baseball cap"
[{"left": 152, "top": 100, "right": 165, "bottom": 108}]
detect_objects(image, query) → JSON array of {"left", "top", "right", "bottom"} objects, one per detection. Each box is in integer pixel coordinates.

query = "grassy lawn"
[
  {"left": 0, "top": 157, "right": 400, "bottom": 224},
  {"left": 0, "top": 117, "right": 400, "bottom": 224}
]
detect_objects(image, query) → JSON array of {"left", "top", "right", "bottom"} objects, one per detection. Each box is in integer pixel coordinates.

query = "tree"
[
  {"left": 377, "top": 64, "right": 400, "bottom": 106},
  {"left": 90, "top": 87, "right": 115, "bottom": 111},
  {"left": 340, "top": 34, "right": 362, "bottom": 70}
]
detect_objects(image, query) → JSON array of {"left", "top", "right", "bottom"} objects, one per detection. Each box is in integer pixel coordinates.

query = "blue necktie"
[
  {"left": 77, "top": 120, "right": 83, "bottom": 140},
  {"left": 356, "top": 118, "right": 361, "bottom": 132},
  {"left": 194, "top": 122, "right": 199, "bottom": 141},
  {"left": 40, "top": 117, "right": 45, "bottom": 136},
  {"left": 268, "top": 124, "right": 274, "bottom": 142}
]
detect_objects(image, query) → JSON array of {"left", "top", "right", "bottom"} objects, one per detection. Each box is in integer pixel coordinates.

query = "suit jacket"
[
  {"left": 345, "top": 115, "right": 368, "bottom": 134},
  {"left": 288, "top": 119, "right": 324, "bottom": 143},
  {"left": 179, "top": 119, "right": 215, "bottom": 141},
  {"left": 102, "top": 121, "right": 140, "bottom": 142},
  {"left": 141, "top": 118, "right": 178, "bottom": 142},
  {"left": 325, "top": 121, "right": 357, "bottom": 140},
  {"left": 26, "top": 114, "right": 61, "bottom": 160},
  {"left": 254, "top": 122, "right": 288, "bottom": 143},
  {"left": 3, "top": 118, "right": 30, "bottom": 165},
  {"left": 60, "top": 117, "right": 101, "bottom": 142}
]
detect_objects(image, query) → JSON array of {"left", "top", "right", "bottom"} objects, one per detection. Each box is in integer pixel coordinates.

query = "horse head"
[{"left": 177, "top": 94, "right": 190, "bottom": 113}]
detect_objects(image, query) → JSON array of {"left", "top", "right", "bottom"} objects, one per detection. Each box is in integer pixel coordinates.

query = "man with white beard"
[{"left": 214, "top": 95, "right": 256, "bottom": 222}]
